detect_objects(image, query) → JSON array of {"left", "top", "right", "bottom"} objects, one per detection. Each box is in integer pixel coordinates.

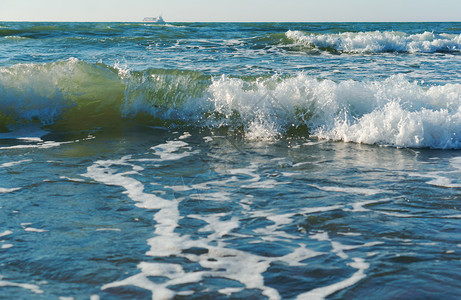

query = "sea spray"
[
  {"left": 1, "top": 59, "right": 461, "bottom": 148},
  {"left": 206, "top": 73, "right": 461, "bottom": 148},
  {"left": 285, "top": 30, "right": 461, "bottom": 53},
  {"left": 2, "top": 21, "right": 461, "bottom": 300}
]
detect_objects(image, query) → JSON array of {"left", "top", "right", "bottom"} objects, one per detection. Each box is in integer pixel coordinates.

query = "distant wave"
[
  {"left": 1, "top": 59, "right": 461, "bottom": 149},
  {"left": 284, "top": 30, "right": 461, "bottom": 53}
]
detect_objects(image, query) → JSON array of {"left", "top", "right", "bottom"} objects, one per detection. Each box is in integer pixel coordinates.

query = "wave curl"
[{"left": 1, "top": 59, "right": 461, "bottom": 149}]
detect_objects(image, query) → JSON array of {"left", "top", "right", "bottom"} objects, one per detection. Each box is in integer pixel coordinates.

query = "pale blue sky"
[{"left": 1, "top": 0, "right": 460, "bottom": 22}]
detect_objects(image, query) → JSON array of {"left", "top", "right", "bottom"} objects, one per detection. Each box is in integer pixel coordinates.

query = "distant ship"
[{"left": 142, "top": 16, "right": 165, "bottom": 23}]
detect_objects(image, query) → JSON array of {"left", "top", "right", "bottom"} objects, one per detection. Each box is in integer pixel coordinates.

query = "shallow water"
[
  {"left": 2, "top": 127, "right": 461, "bottom": 299},
  {"left": 1, "top": 22, "right": 461, "bottom": 299}
]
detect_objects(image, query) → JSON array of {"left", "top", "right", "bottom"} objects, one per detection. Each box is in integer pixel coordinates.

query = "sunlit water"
[{"left": 1, "top": 22, "right": 461, "bottom": 299}]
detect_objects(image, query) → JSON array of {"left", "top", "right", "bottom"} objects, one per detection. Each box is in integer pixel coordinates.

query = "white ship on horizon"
[{"left": 142, "top": 16, "right": 165, "bottom": 23}]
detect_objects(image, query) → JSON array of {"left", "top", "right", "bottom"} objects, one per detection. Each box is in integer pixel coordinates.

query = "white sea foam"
[
  {"left": 60, "top": 176, "right": 85, "bottom": 182},
  {"left": 286, "top": 30, "right": 461, "bottom": 53},
  {"left": 241, "top": 179, "right": 283, "bottom": 189},
  {"left": 2, "top": 58, "right": 460, "bottom": 149},
  {"left": 301, "top": 232, "right": 382, "bottom": 299},
  {"left": 24, "top": 227, "right": 48, "bottom": 233},
  {"left": 377, "top": 211, "right": 414, "bottom": 218},
  {"left": 102, "top": 262, "right": 202, "bottom": 300},
  {"left": 85, "top": 138, "right": 198, "bottom": 297},
  {"left": 344, "top": 199, "right": 391, "bottom": 212},
  {"left": 300, "top": 205, "right": 344, "bottom": 215},
  {"left": 84, "top": 157, "right": 171, "bottom": 210},
  {"left": 94, "top": 149, "right": 337, "bottom": 299},
  {"left": 0, "top": 276, "right": 43, "bottom": 294},
  {"left": 0, "top": 187, "right": 21, "bottom": 193},
  {"left": 208, "top": 73, "right": 461, "bottom": 148},
  {"left": 338, "top": 232, "right": 362, "bottom": 236},
  {"left": 409, "top": 157, "right": 461, "bottom": 187},
  {"left": 311, "top": 184, "right": 385, "bottom": 196},
  {"left": 227, "top": 163, "right": 262, "bottom": 182},
  {"left": 0, "top": 159, "right": 32, "bottom": 168},
  {"left": 0, "top": 141, "right": 65, "bottom": 150},
  {"left": 81, "top": 126, "right": 446, "bottom": 298},
  {"left": 190, "top": 191, "right": 232, "bottom": 201},
  {"left": 247, "top": 212, "right": 302, "bottom": 241},
  {"left": 151, "top": 138, "right": 199, "bottom": 161},
  {"left": 0, "top": 230, "right": 13, "bottom": 237},
  {"left": 219, "top": 287, "right": 244, "bottom": 296},
  {"left": 444, "top": 214, "right": 461, "bottom": 219},
  {"left": 296, "top": 258, "right": 369, "bottom": 300},
  {"left": 95, "top": 168, "right": 380, "bottom": 300}
]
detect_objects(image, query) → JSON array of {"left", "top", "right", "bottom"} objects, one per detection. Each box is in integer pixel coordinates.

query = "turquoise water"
[{"left": 1, "top": 22, "right": 461, "bottom": 299}]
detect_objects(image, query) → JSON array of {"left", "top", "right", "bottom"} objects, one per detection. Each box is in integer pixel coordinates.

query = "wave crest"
[
  {"left": 206, "top": 74, "right": 461, "bottom": 148},
  {"left": 1, "top": 59, "right": 461, "bottom": 149},
  {"left": 285, "top": 30, "right": 461, "bottom": 53}
]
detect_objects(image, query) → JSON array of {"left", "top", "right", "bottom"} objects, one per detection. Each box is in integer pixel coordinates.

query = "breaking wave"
[
  {"left": 1, "top": 59, "right": 461, "bottom": 149},
  {"left": 284, "top": 30, "right": 461, "bottom": 53}
]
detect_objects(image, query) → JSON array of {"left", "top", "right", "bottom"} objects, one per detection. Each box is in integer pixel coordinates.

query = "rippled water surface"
[{"left": 1, "top": 22, "right": 461, "bottom": 299}]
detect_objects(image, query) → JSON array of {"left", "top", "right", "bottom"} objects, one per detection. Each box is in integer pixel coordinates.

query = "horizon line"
[{"left": 2, "top": 20, "right": 461, "bottom": 23}]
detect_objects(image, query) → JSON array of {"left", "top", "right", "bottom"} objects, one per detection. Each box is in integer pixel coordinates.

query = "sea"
[{"left": 0, "top": 21, "right": 461, "bottom": 299}]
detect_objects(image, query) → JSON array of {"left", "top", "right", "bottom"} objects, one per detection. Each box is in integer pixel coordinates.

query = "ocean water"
[{"left": 1, "top": 21, "right": 461, "bottom": 299}]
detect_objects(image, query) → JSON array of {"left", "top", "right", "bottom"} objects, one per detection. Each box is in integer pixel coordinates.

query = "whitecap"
[
  {"left": 0, "top": 230, "right": 13, "bottom": 237},
  {"left": 0, "top": 276, "right": 43, "bottom": 294},
  {"left": 0, "top": 159, "right": 32, "bottom": 168},
  {"left": 0, "top": 187, "right": 21, "bottom": 193},
  {"left": 207, "top": 73, "right": 461, "bottom": 148},
  {"left": 285, "top": 30, "right": 461, "bottom": 53}
]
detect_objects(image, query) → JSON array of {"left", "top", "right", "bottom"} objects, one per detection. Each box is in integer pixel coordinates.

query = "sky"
[{"left": 1, "top": 0, "right": 460, "bottom": 22}]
